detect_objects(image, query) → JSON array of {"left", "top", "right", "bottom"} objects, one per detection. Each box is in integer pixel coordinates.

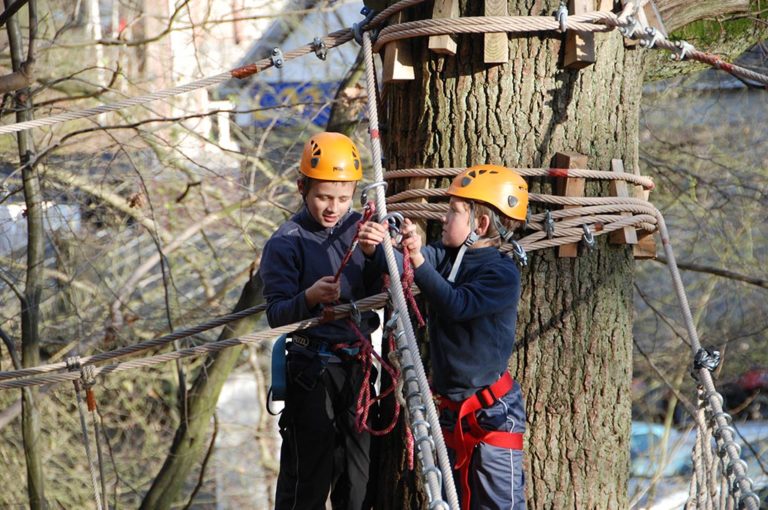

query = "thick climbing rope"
[{"left": 361, "top": 29, "right": 458, "bottom": 510}]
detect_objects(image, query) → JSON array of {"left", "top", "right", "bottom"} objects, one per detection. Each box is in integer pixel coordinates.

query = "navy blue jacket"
[
  {"left": 259, "top": 206, "right": 380, "bottom": 345},
  {"left": 368, "top": 243, "right": 521, "bottom": 401}
]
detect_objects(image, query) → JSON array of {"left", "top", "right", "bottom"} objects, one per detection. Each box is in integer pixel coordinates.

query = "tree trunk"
[
  {"left": 140, "top": 272, "right": 264, "bottom": 510},
  {"left": 383, "top": 2, "right": 642, "bottom": 507},
  {"left": 5, "top": 0, "right": 46, "bottom": 507}
]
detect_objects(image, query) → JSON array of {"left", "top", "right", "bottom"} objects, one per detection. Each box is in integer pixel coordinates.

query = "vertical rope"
[
  {"left": 361, "top": 31, "right": 459, "bottom": 510},
  {"left": 74, "top": 381, "right": 104, "bottom": 510}
]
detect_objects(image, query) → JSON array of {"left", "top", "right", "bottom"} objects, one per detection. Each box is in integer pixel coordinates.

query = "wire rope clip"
[
  {"left": 618, "top": 15, "right": 639, "bottom": 39},
  {"left": 384, "top": 310, "right": 400, "bottom": 334},
  {"left": 311, "top": 37, "right": 328, "bottom": 61},
  {"left": 555, "top": 3, "right": 568, "bottom": 33},
  {"left": 581, "top": 225, "right": 596, "bottom": 251},
  {"left": 510, "top": 240, "right": 528, "bottom": 267},
  {"left": 544, "top": 210, "right": 555, "bottom": 239},
  {"left": 693, "top": 346, "right": 721, "bottom": 372},
  {"left": 639, "top": 27, "right": 660, "bottom": 48},
  {"left": 672, "top": 40, "right": 694, "bottom": 61},
  {"left": 270, "top": 47, "right": 284, "bottom": 68},
  {"left": 360, "top": 181, "right": 388, "bottom": 208}
]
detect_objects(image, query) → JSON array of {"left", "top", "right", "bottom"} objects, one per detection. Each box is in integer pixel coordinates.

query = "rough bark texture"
[
  {"left": 140, "top": 272, "right": 264, "bottom": 510},
  {"left": 382, "top": 1, "right": 643, "bottom": 507}
]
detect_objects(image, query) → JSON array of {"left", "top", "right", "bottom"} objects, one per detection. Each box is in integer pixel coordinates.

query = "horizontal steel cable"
[
  {"left": 0, "top": 291, "right": 395, "bottom": 390},
  {"left": 0, "top": 304, "right": 268, "bottom": 381}
]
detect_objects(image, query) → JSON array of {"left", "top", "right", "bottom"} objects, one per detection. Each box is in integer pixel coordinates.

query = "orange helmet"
[
  {"left": 447, "top": 165, "right": 529, "bottom": 220},
  {"left": 299, "top": 132, "right": 363, "bottom": 181}
]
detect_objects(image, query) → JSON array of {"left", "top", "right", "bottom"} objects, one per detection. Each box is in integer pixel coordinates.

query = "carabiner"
[
  {"left": 360, "top": 181, "right": 388, "bottom": 208},
  {"left": 381, "top": 212, "right": 404, "bottom": 244},
  {"left": 511, "top": 240, "right": 528, "bottom": 267}
]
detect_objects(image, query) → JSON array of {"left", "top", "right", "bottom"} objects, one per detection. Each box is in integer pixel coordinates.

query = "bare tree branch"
[{"left": 654, "top": 256, "right": 767, "bottom": 289}]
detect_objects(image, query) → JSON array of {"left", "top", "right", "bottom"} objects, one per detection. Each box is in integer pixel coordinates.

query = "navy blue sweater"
[
  {"left": 368, "top": 243, "right": 521, "bottom": 401},
  {"left": 415, "top": 244, "right": 521, "bottom": 400},
  {"left": 259, "top": 207, "right": 380, "bottom": 345}
]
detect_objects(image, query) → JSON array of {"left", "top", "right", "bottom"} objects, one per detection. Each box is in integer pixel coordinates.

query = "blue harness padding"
[{"left": 270, "top": 334, "right": 288, "bottom": 401}]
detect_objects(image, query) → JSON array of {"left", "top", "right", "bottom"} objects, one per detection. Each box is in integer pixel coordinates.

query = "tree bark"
[
  {"left": 5, "top": 0, "right": 45, "bottom": 507},
  {"left": 140, "top": 272, "right": 264, "bottom": 510}
]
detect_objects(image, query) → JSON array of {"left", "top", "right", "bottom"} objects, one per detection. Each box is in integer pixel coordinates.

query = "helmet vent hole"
[
  {"left": 508, "top": 196, "right": 519, "bottom": 207},
  {"left": 354, "top": 159, "right": 360, "bottom": 169},
  {"left": 468, "top": 170, "right": 477, "bottom": 178},
  {"left": 461, "top": 177, "right": 472, "bottom": 187},
  {"left": 478, "top": 170, "right": 487, "bottom": 175},
  {"left": 310, "top": 157, "right": 319, "bottom": 168}
]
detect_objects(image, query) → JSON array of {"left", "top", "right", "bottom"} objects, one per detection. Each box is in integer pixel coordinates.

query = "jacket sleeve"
[
  {"left": 413, "top": 258, "right": 520, "bottom": 321},
  {"left": 259, "top": 235, "right": 315, "bottom": 327}
]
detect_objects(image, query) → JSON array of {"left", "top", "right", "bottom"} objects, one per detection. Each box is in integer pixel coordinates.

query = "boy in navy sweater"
[
  {"left": 260, "top": 132, "right": 380, "bottom": 510},
  {"left": 360, "top": 165, "right": 529, "bottom": 509}
]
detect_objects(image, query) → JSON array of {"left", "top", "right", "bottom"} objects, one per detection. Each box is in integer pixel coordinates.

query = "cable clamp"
[
  {"left": 555, "top": 3, "right": 569, "bottom": 33},
  {"left": 360, "top": 180, "right": 388, "bottom": 207},
  {"left": 311, "top": 37, "right": 328, "bottom": 61},
  {"left": 618, "top": 15, "right": 639, "bottom": 39},
  {"left": 672, "top": 40, "right": 694, "bottom": 61},
  {"left": 693, "top": 346, "right": 721, "bottom": 372},
  {"left": 544, "top": 210, "right": 555, "bottom": 239},
  {"left": 66, "top": 356, "right": 82, "bottom": 372},
  {"left": 639, "top": 27, "right": 660, "bottom": 49},
  {"left": 510, "top": 240, "right": 528, "bottom": 267},
  {"left": 353, "top": 7, "right": 377, "bottom": 45},
  {"left": 270, "top": 47, "right": 284, "bottom": 68},
  {"left": 582, "top": 225, "right": 596, "bottom": 250},
  {"left": 739, "top": 491, "right": 761, "bottom": 510}
]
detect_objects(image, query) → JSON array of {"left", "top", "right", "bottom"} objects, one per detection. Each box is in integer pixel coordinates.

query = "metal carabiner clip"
[
  {"left": 511, "top": 240, "right": 528, "bottom": 267},
  {"left": 381, "top": 212, "right": 404, "bottom": 245},
  {"left": 360, "top": 181, "right": 388, "bottom": 208}
]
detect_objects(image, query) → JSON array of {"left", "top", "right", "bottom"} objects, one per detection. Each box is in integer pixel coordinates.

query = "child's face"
[
  {"left": 302, "top": 180, "right": 356, "bottom": 228},
  {"left": 441, "top": 197, "right": 472, "bottom": 248}
]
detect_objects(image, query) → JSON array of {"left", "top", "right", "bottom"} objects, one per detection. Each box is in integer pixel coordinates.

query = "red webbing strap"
[{"left": 438, "top": 372, "right": 522, "bottom": 509}]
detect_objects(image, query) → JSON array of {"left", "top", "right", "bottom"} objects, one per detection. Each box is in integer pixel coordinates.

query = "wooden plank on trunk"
[
  {"left": 608, "top": 159, "right": 638, "bottom": 245},
  {"left": 564, "top": 0, "right": 596, "bottom": 69},
  {"left": 629, "top": 162, "right": 657, "bottom": 259},
  {"left": 484, "top": 0, "right": 509, "bottom": 64},
  {"left": 554, "top": 152, "right": 588, "bottom": 258},
  {"left": 428, "top": 0, "right": 459, "bottom": 56},
  {"left": 383, "top": 11, "right": 415, "bottom": 82}
]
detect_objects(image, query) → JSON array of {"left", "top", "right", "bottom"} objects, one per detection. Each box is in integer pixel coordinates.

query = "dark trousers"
[{"left": 275, "top": 351, "right": 375, "bottom": 510}]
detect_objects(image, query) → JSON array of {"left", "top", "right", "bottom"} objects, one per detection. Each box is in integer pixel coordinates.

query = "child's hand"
[
  {"left": 401, "top": 219, "right": 425, "bottom": 268},
  {"left": 305, "top": 275, "right": 341, "bottom": 308},
  {"left": 358, "top": 221, "right": 389, "bottom": 257}
]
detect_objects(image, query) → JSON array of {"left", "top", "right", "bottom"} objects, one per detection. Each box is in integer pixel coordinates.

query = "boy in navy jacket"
[
  {"left": 260, "top": 132, "right": 380, "bottom": 510},
  {"left": 360, "top": 165, "right": 529, "bottom": 509}
]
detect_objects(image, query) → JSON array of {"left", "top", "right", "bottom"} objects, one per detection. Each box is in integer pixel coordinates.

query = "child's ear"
[
  {"left": 296, "top": 178, "right": 304, "bottom": 195},
  {"left": 476, "top": 214, "right": 491, "bottom": 236}
]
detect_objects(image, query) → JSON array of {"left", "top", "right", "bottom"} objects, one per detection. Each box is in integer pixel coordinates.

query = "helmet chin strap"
[
  {"left": 447, "top": 202, "right": 479, "bottom": 283},
  {"left": 491, "top": 212, "right": 514, "bottom": 243}
]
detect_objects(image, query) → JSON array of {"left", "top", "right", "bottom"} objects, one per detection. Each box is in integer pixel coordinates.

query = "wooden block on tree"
[
  {"left": 608, "top": 159, "right": 638, "bottom": 245},
  {"left": 406, "top": 177, "right": 430, "bottom": 239},
  {"left": 642, "top": 0, "right": 667, "bottom": 37},
  {"left": 599, "top": 0, "right": 614, "bottom": 12},
  {"left": 428, "top": 0, "right": 459, "bottom": 56},
  {"left": 564, "top": 0, "right": 596, "bottom": 69},
  {"left": 484, "top": 0, "right": 509, "bottom": 64},
  {"left": 383, "top": 11, "right": 415, "bottom": 82},
  {"left": 628, "top": 162, "right": 657, "bottom": 259},
  {"left": 554, "top": 152, "right": 588, "bottom": 258}
]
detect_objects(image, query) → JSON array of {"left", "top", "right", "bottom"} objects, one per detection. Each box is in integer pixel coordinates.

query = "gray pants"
[{"left": 441, "top": 385, "right": 527, "bottom": 510}]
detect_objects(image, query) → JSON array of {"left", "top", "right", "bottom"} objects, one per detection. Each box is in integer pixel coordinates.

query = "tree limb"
[
  {"left": 654, "top": 256, "right": 767, "bottom": 289},
  {"left": 656, "top": 0, "right": 750, "bottom": 33}
]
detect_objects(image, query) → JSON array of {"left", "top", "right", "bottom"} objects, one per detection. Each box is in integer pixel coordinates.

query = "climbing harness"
[{"left": 437, "top": 372, "right": 523, "bottom": 510}]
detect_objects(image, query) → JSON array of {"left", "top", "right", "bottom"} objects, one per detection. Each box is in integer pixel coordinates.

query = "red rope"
[{"left": 333, "top": 202, "right": 376, "bottom": 283}]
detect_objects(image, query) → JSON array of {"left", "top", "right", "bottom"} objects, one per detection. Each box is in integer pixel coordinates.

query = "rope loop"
[
  {"left": 81, "top": 365, "right": 97, "bottom": 389},
  {"left": 739, "top": 491, "right": 762, "bottom": 510},
  {"left": 354, "top": 6, "right": 377, "bottom": 45}
]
